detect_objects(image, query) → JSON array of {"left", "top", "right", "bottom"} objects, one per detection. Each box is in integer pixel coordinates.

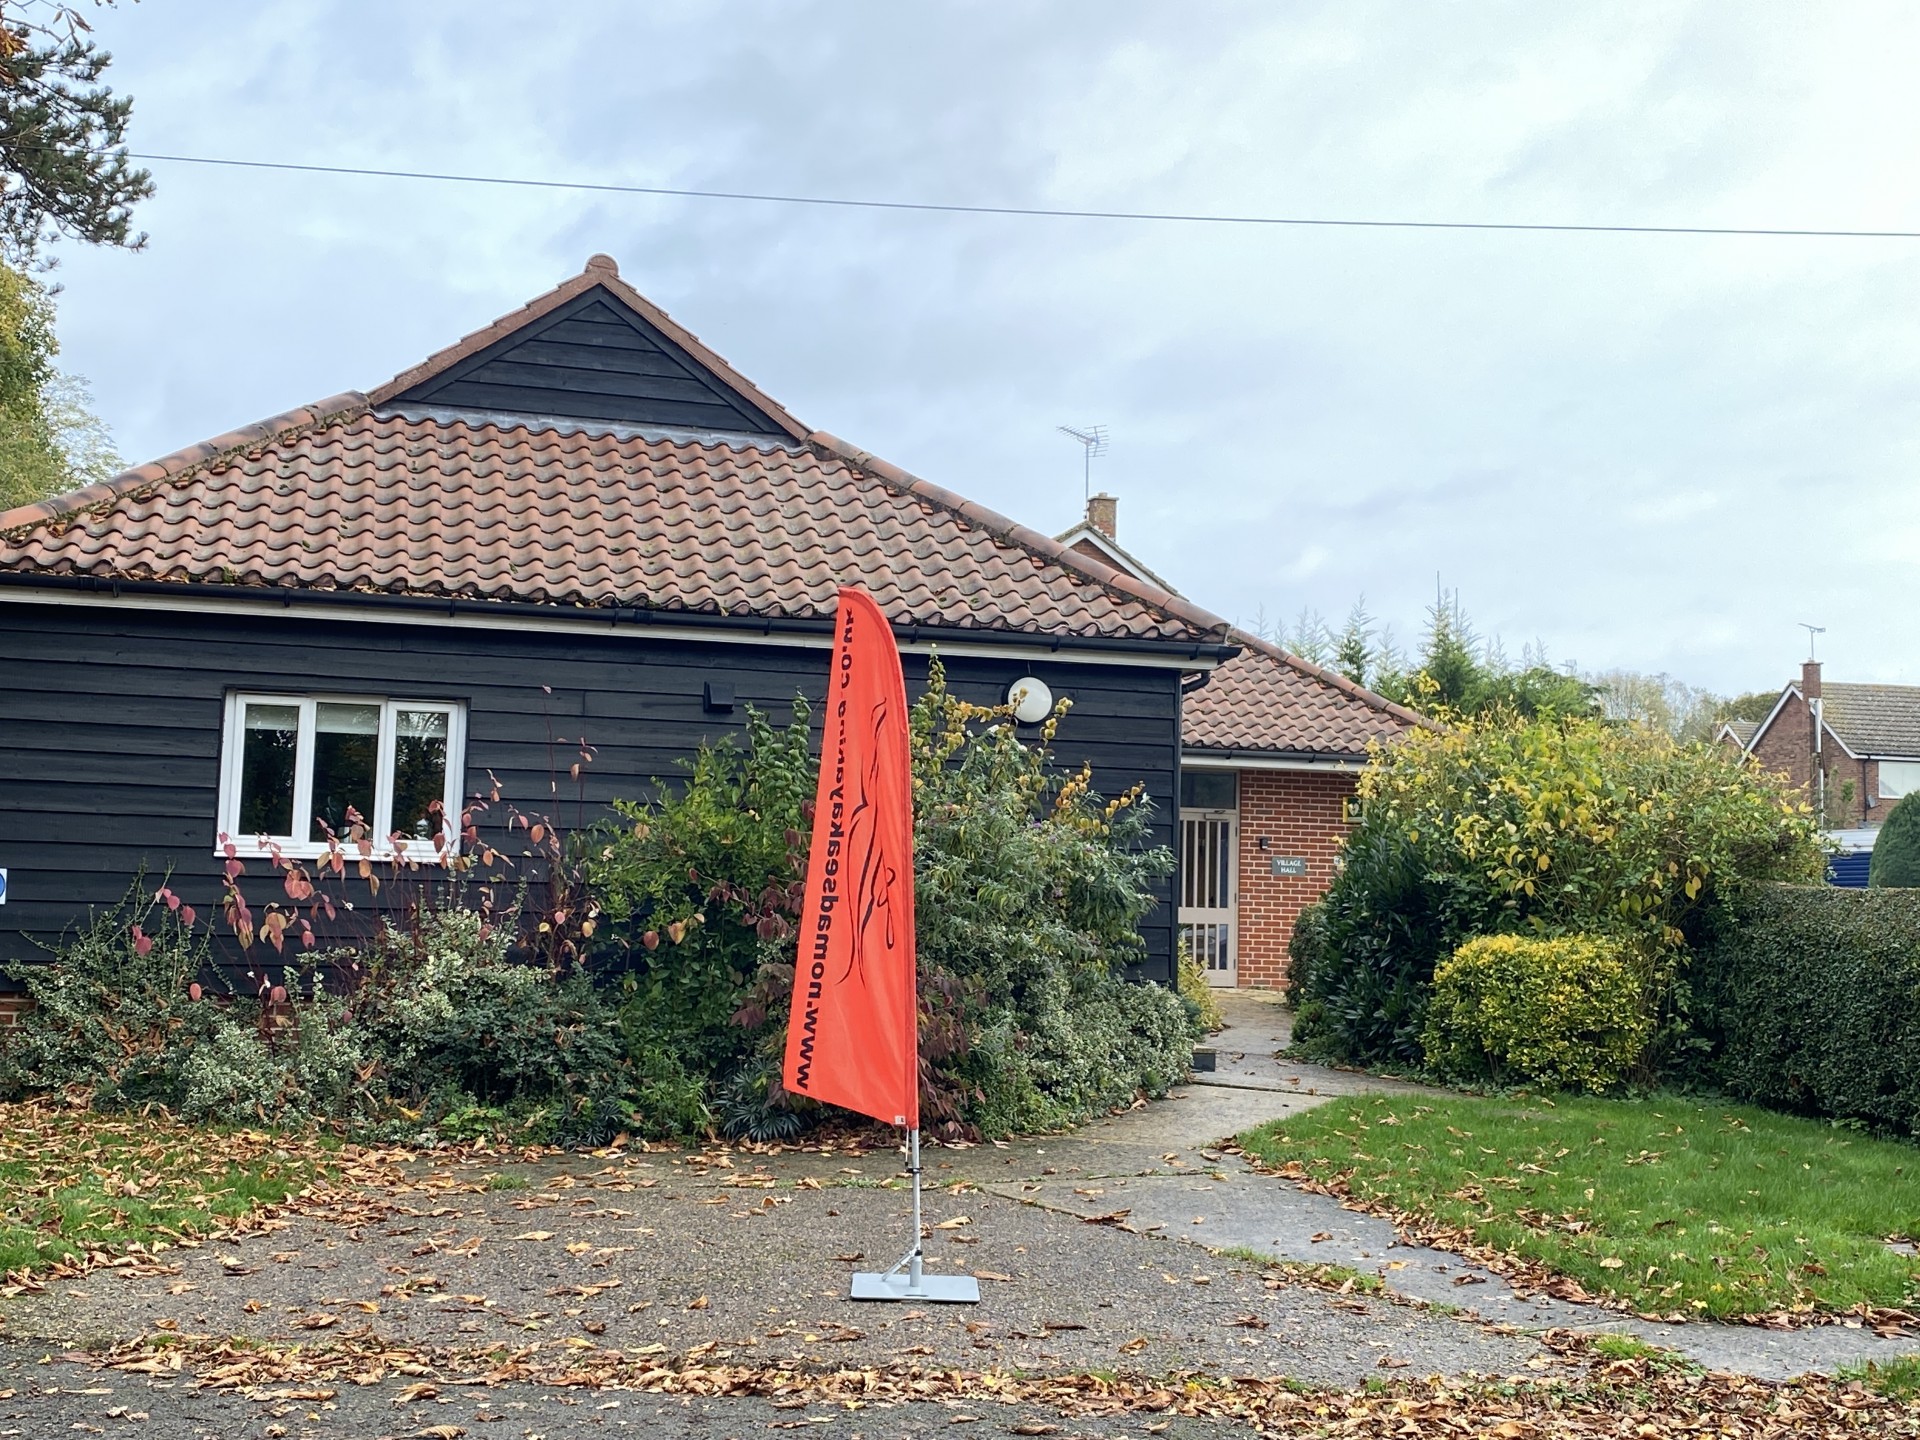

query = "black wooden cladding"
[
  {"left": 389, "top": 290, "right": 794, "bottom": 437},
  {"left": 0, "top": 600, "right": 1181, "bottom": 983}
]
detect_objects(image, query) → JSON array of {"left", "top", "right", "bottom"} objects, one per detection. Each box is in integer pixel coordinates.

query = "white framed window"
[
  {"left": 217, "top": 693, "right": 467, "bottom": 859},
  {"left": 1880, "top": 759, "right": 1920, "bottom": 802}
]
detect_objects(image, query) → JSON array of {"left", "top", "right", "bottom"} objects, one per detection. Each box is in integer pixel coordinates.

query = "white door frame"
[{"left": 1178, "top": 807, "right": 1238, "bottom": 987}]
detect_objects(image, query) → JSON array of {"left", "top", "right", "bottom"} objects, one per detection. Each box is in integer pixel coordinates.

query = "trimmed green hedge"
[{"left": 1698, "top": 885, "right": 1920, "bottom": 1134}]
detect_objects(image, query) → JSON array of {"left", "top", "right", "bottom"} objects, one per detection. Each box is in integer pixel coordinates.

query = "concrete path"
[{"left": 966, "top": 989, "right": 1916, "bottom": 1381}]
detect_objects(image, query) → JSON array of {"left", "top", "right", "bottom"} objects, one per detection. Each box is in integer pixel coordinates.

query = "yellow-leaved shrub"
[{"left": 1421, "top": 933, "right": 1652, "bottom": 1092}]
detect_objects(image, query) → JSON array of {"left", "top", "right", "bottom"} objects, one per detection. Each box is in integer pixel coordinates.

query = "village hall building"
[
  {"left": 0, "top": 255, "right": 1416, "bottom": 995},
  {"left": 0, "top": 257, "right": 1248, "bottom": 990}
]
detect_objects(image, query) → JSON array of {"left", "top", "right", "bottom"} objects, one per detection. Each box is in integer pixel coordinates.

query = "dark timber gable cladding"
[
  {"left": 0, "top": 255, "right": 1239, "bottom": 986},
  {"left": 390, "top": 288, "right": 795, "bottom": 436}
]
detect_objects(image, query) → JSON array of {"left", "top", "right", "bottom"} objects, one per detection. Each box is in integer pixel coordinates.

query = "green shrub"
[
  {"left": 0, "top": 881, "right": 383, "bottom": 1127},
  {"left": 1177, "top": 942, "right": 1224, "bottom": 1033},
  {"left": 1870, "top": 793, "right": 1920, "bottom": 888},
  {"left": 583, "top": 703, "right": 815, "bottom": 1084},
  {"left": 176, "top": 988, "right": 370, "bottom": 1127},
  {"left": 0, "top": 879, "right": 216, "bottom": 1104},
  {"left": 1421, "top": 933, "right": 1654, "bottom": 1092},
  {"left": 1291, "top": 712, "right": 1822, "bottom": 1069},
  {"left": 906, "top": 661, "right": 1190, "bottom": 1134},
  {"left": 1695, "top": 885, "right": 1920, "bottom": 1133},
  {"left": 342, "top": 907, "right": 631, "bottom": 1145},
  {"left": 3, "top": 889, "right": 636, "bottom": 1142},
  {"left": 1286, "top": 824, "right": 1499, "bottom": 1067}
]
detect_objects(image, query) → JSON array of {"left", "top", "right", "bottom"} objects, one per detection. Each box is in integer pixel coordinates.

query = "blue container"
[{"left": 1827, "top": 851, "right": 1872, "bottom": 888}]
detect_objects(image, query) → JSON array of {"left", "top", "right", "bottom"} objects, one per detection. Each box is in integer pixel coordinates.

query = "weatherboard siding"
[
  {"left": 0, "top": 599, "right": 1180, "bottom": 984},
  {"left": 391, "top": 291, "right": 792, "bottom": 436}
]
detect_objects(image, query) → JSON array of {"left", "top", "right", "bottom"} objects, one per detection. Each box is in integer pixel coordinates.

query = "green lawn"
[
  {"left": 0, "top": 1102, "right": 326, "bottom": 1276},
  {"left": 1238, "top": 1092, "right": 1920, "bottom": 1320}
]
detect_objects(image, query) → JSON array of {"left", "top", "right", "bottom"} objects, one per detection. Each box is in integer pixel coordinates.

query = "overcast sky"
[{"left": 45, "top": 1, "right": 1920, "bottom": 694}]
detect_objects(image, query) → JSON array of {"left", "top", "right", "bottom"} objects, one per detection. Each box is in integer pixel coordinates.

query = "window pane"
[
  {"left": 392, "top": 708, "right": 451, "bottom": 839},
  {"left": 1882, "top": 760, "right": 1920, "bottom": 801},
  {"left": 237, "top": 702, "right": 298, "bottom": 838},
  {"left": 311, "top": 702, "right": 379, "bottom": 841},
  {"left": 1181, "top": 771, "right": 1238, "bottom": 810}
]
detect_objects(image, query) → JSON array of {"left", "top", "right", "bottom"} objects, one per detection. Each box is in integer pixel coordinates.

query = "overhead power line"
[{"left": 118, "top": 150, "right": 1920, "bottom": 241}]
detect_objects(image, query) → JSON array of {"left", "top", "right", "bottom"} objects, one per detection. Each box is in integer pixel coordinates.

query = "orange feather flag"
[{"left": 782, "top": 587, "right": 919, "bottom": 1129}]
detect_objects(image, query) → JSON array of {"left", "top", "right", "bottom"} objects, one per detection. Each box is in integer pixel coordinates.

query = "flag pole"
[
  {"left": 907, "top": 1126, "right": 924, "bottom": 1293},
  {"left": 853, "top": 1125, "right": 975, "bottom": 1301}
]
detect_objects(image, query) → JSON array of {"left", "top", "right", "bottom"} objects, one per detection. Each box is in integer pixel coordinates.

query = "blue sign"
[{"left": 0, "top": 867, "right": 8, "bottom": 905}]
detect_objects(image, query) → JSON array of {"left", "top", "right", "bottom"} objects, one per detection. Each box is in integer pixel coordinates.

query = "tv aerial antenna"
[
  {"left": 1799, "top": 622, "right": 1825, "bottom": 660},
  {"left": 1057, "top": 424, "right": 1108, "bottom": 502}
]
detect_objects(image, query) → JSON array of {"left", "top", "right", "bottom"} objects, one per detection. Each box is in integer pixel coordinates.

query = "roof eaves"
[
  {"left": 806, "top": 429, "right": 1238, "bottom": 649},
  {"left": 1744, "top": 684, "right": 1798, "bottom": 753},
  {"left": 366, "top": 256, "right": 812, "bottom": 443},
  {"left": 1821, "top": 715, "right": 1860, "bottom": 760},
  {"left": 1183, "top": 743, "right": 1371, "bottom": 764},
  {"left": 0, "top": 391, "right": 369, "bottom": 539}
]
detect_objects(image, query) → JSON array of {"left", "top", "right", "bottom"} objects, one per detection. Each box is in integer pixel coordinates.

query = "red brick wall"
[
  {"left": 1232, "top": 768, "right": 1357, "bottom": 989},
  {"left": 0, "top": 993, "right": 28, "bottom": 1028},
  {"left": 1748, "top": 693, "right": 1882, "bottom": 827}
]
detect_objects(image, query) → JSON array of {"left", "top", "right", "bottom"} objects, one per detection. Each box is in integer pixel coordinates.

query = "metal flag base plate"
[
  {"left": 850, "top": 1269, "right": 980, "bottom": 1303},
  {"left": 846, "top": 1129, "right": 979, "bottom": 1304}
]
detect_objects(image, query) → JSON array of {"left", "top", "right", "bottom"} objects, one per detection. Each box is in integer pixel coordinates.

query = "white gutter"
[{"left": 1182, "top": 750, "right": 1364, "bottom": 773}]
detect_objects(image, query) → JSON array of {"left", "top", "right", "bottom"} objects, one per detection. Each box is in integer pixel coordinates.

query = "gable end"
[{"left": 387, "top": 286, "right": 792, "bottom": 437}]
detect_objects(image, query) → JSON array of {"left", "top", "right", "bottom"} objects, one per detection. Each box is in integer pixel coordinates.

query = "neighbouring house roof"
[
  {"left": 0, "top": 258, "right": 1236, "bottom": 650},
  {"left": 1820, "top": 683, "right": 1920, "bottom": 759},
  {"left": 1736, "top": 679, "right": 1920, "bottom": 761},
  {"left": 1716, "top": 718, "right": 1760, "bottom": 748},
  {"left": 1182, "top": 633, "right": 1427, "bottom": 759},
  {"left": 1054, "top": 521, "right": 1182, "bottom": 597}
]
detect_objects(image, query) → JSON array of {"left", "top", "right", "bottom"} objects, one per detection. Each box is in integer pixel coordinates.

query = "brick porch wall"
[{"left": 1233, "top": 768, "right": 1357, "bottom": 989}]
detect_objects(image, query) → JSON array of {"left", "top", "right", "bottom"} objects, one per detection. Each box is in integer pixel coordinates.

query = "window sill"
[{"left": 214, "top": 839, "right": 461, "bottom": 867}]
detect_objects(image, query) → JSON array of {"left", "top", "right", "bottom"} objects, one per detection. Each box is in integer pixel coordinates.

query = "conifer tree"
[{"left": 0, "top": 3, "right": 151, "bottom": 263}]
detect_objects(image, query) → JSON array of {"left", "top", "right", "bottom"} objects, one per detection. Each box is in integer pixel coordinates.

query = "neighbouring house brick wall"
[
  {"left": 1747, "top": 693, "right": 1882, "bottom": 828},
  {"left": 1233, "top": 768, "right": 1357, "bottom": 989},
  {"left": 1750, "top": 692, "right": 1815, "bottom": 796}
]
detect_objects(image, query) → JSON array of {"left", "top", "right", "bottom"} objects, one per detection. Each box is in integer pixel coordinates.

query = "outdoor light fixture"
[{"left": 1007, "top": 676, "right": 1053, "bottom": 724}]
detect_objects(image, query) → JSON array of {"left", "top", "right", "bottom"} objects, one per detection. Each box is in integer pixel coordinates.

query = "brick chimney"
[
  {"left": 1087, "top": 492, "right": 1117, "bottom": 540},
  {"left": 1802, "top": 659, "right": 1822, "bottom": 701}
]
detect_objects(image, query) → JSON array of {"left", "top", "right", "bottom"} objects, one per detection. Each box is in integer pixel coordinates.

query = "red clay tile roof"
[
  {"left": 1183, "top": 634, "right": 1426, "bottom": 757},
  {"left": 0, "top": 260, "right": 1237, "bottom": 647}
]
